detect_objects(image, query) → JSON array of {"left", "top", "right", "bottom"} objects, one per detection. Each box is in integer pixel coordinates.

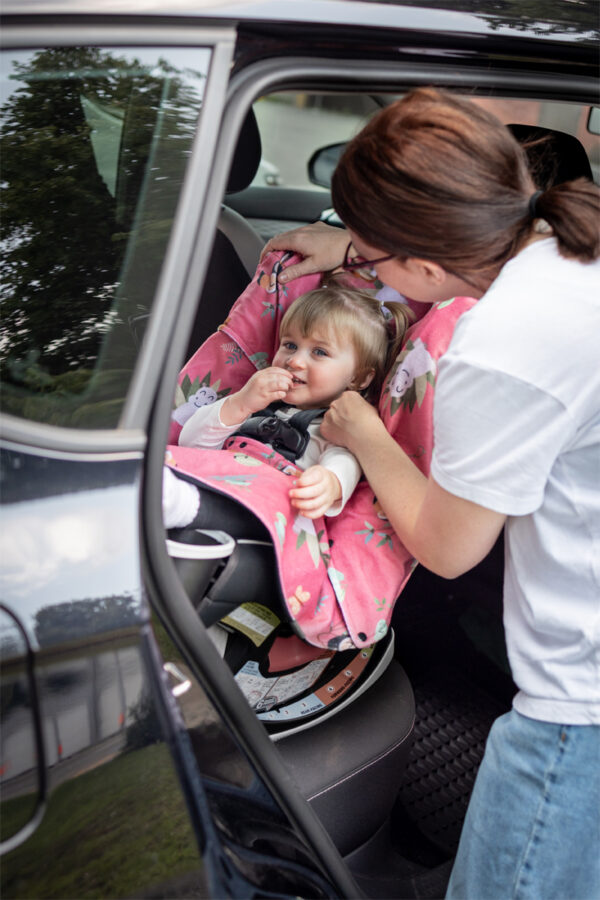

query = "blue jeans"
[{"left": 446, "top": 710, "right": 600, "bottom": 900}]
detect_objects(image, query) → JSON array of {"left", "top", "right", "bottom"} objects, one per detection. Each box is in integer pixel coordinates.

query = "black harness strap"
[{"left": 232, "top": 403, "right": 326, "bottom": 462}]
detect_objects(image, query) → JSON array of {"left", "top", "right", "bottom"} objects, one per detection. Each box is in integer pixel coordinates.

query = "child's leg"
[
  {"left": 163, "top": 465, "right": 201, "bottom": 529},
  {"left": 162, "top": 465, "right": 269, "bottom": 539}
]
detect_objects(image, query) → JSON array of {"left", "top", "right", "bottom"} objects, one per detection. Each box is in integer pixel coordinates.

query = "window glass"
[
  {"left": 253, "top": 92, "right": 599, "bottom": 189},
  {"left": 252, "top": 93, "right": 380, "bottom": 190},
  {"left": 0, "top": 47, "right": 209, "bottom": 428}
]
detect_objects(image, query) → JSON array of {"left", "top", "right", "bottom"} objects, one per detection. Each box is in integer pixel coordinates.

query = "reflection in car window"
[{"left": 0, "top": 47, "right": 209, "bottom": 429}]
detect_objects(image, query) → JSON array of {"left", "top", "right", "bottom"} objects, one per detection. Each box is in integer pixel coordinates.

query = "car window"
[
  {"left": 0, "top": 47, "right": 209, "bottom": 429},
  {"left": 251, "top": 92, "right": 382, "bottom": 190},
  {"left": 252, "top": 91, "right": 599, "bottom": 189}
]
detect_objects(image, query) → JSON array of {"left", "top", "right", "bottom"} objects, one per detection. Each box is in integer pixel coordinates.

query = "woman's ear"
[
  {"left": 353, "top": 368, "right": 375, "bottom": 391},
  {"left": 410, "top": 257, "right": 447, "bottom": 285}
]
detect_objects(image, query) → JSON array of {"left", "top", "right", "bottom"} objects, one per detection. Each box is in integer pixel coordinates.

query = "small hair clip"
[
  {"left": 380, "top": 303, "right": 397, "bottom": 338},
  {"left": 533, "top": 218, "right": 553, "bottom": 234}
]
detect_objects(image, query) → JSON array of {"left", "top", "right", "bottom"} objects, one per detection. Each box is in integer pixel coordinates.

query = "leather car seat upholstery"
[
  {"left": 508, "top": 123, "right": 594, "bottom": 187},
  {"left": 184, "top": 111, "right": 264, "bottom": 360}
]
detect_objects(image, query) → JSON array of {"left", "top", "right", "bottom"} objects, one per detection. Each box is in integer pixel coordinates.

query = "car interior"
[{"left": 164, "top": 89, "right": 598, "bottom": 897}]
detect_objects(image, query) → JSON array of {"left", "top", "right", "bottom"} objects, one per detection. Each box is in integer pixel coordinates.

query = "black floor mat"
[
  {"left": 390, "top": 543, "right": 515, "bottom": 857},
  {"left": 397, "top": 666, "right": 508, "bottom": 855}
]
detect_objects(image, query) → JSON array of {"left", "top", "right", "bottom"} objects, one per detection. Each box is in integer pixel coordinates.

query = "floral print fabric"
[{"left": 166, "top": 252, "right": 476, "bottom": 649}]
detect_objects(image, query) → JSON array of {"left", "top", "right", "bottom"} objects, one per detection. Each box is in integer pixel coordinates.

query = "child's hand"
[
  {"left": 289, "top": 465, "right": 342, "bottom": 519},
  {"left": 221, "top": 367, "right": 292, "bottom": 425}
]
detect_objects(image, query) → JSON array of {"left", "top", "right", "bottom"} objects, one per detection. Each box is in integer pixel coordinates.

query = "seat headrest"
[
  {"left": 509, "top": 124, "right": 593, "bottom": 189},
  {"left": 226, "top": 108, "right": 262, "bottom": 194}
]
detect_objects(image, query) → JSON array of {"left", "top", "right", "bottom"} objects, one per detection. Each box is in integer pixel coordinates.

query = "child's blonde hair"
[{"left": 279, "top": 274, "right": 412, "bottom": 401}]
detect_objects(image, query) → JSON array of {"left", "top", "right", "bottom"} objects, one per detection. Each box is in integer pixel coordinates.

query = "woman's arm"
[
  {"left": 322, "top": 392, "right": 505, "bottom": 578},
  {"left": 260, "top": 221, "right": 349, "bottom": 283}
]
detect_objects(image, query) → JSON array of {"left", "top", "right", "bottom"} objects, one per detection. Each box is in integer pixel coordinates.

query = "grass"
[{"left": 2, "top": 742, "right": 204, "bottom": 899}]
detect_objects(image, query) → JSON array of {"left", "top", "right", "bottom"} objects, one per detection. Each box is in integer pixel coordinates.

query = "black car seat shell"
[
  {"left": 169, "top": 523, "right": 416, "bottom": 856},
  {"left": 281, "top": 660, "right": 415, "bottom": 857},
  {"left": 171, "top": 108, "right": 416, "bottom": 858}
]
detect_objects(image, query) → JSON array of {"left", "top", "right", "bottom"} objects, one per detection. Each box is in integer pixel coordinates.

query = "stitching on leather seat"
[{"left": 306, "top": 715, "right": 415, "bottom": 801}]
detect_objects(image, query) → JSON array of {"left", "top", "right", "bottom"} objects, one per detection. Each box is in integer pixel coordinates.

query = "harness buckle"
[{"left": 238, "top": 412, "right": 308, "bottom": 461}]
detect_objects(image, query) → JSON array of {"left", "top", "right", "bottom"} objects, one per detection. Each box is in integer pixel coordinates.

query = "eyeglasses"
[
  {"left": 340, "top": 239, "right": 481, "bottom": 293},
  {"left": 340, "top": 240, "right": 395, "bottom": 276}
]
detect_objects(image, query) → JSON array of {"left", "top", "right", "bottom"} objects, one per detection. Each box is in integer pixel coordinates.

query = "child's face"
[{"left": 272, "top": 321, "right": 364, "bottom": 409}]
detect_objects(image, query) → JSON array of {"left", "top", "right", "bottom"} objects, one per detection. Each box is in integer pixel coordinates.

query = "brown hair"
[
  {"left": 279, "top": 275, "right": 412, "bottom": 401},
  {"left": 332, "top": 87, "right": 599, "bottom": 289}
]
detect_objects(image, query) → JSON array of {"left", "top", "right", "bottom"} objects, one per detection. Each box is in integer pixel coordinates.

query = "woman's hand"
[
  {"left": 221, "top": 367, "right": 292, "bottom": 425},
  {"left": 289, "top": 465, "right": 342, "bottom": 519},
  {"left": 260, "top": 221, "right": 349, "bottom": 283},
  {"left": 325, "top": 392, "right": 506, "bottom": 580},
  {"left": 321, "top": 391, "right": 385, "bottom": 457}
]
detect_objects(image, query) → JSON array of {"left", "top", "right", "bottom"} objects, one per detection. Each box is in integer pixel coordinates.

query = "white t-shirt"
[
  {"left": 431, "top": 238, "right": 600, "bottom": 725},
  {"left": 179, "top": 397, "right": 361, "bottom": 516}
]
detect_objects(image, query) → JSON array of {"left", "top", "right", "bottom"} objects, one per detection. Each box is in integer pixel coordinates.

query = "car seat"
[
  {"left": 172, "top": 531, "right": 416, "bottom": 856},
  {"left": 168, "top": 499, "right": 415, "bottom": 859},
  {"left": 168, "top": 109, "right": 415, "bottom": 858}
]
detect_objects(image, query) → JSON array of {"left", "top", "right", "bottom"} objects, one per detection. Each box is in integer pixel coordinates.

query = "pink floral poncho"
[{"left": 166, "top": 251, "right": 476, "bottom": 650}]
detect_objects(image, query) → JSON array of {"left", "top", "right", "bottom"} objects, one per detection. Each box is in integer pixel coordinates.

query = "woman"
[{"left": 261, "top": 87, "right": 600, "bottom": 900}]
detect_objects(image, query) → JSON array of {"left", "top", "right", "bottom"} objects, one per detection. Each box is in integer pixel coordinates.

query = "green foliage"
[
  {"left": 0, "top": 48, "right": 130, "bottom": 376},
  {"left": 0, "top": 744, "right": 203, "bottom": 899},
  {"left": 124, "top": 691, "right": 164, "bottom": 751}
]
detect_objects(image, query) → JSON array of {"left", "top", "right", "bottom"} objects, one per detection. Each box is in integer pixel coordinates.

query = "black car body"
[{"left": 1, "top": 2, "right": 598, "bottom": 897}]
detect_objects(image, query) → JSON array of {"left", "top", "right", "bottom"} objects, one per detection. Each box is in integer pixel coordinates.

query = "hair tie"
[
  {"left": 528, "top": 190, "right": 543, "bottom": 218},
  {"left": 380, "top": 302, "right": 397, "bottom": 339}
]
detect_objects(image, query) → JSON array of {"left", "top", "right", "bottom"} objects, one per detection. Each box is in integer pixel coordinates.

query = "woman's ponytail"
[{"left": 535, "top": 178, "right": 600, "bottom": 262}]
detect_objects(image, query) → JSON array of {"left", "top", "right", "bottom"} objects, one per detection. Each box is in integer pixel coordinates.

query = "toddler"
[{"left": 163, "top": 276, "right": 411, "bottom": 531}]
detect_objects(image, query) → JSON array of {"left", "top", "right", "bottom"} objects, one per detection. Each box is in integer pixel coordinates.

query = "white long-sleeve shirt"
[{"left": 179, "top": 397, "right": 361, "bottom": 516}]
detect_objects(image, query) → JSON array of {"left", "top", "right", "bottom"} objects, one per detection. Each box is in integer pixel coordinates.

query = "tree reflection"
[
  {"left": 34, "top": 594, "right": 141, "bottom": 647},
  {"left": 374, "top": 0, "right": 599, "bottom": 38},
  {"left": 0, "top": 47, "right": 201, "bottom": 427}
]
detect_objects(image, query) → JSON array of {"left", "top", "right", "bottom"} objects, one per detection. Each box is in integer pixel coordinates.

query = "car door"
[{"left": 0, "top": 18, "right": 356, "bottom": 899}]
